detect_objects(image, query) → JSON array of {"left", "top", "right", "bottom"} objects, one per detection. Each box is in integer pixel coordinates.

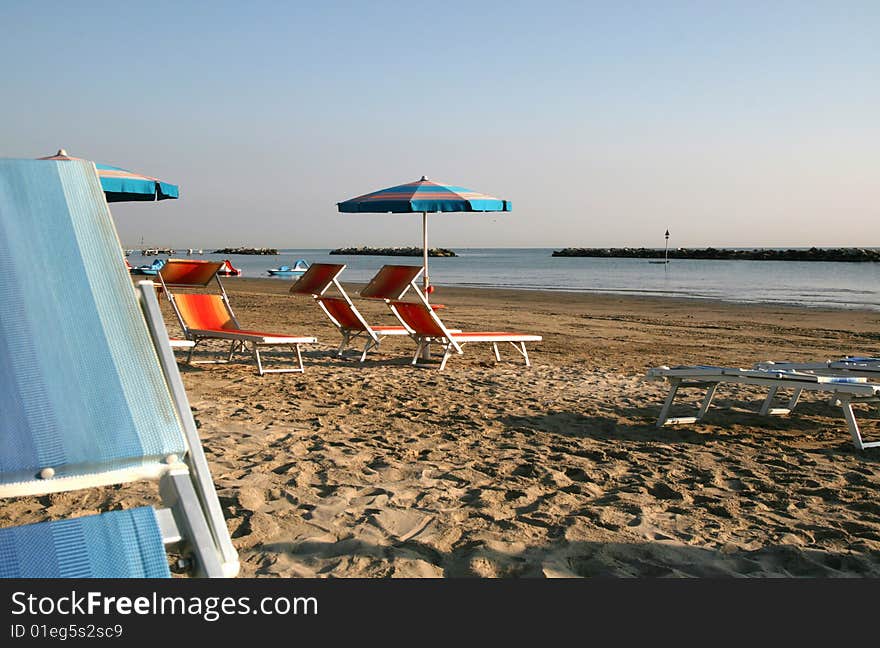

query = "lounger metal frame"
[{"left": 646, "top": 366, "right": 880, "bottom": 450}]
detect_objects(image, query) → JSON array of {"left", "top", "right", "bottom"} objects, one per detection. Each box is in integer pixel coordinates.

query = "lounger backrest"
[
  {"left": 289, "top": 263, "right": 345, "bottom": 296},
  {"left": 0, "top": 159, "right": 187, "bottom": 491},
  {"left": 320, "top": 296, "right": 368, "bottom": 331},
  {"left": 159, "top": 259, "right": 224, "bottom": 287},
  {"left": 389, "top": 300, "right": 449, "bottom": 338},
  {"left": 360, "top": 265, "right": 423, "bottom": 300},
  {"left": 173, "top": 293, "right": 237, "bottom": 331}
]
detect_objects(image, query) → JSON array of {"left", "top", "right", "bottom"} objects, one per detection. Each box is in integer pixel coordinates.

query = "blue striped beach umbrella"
[
  {"left": 40, "top": 149, "right": 179, "bottom": 202},
  {"left": 337, "top": 176, "right": 511, "bottom": 295}
]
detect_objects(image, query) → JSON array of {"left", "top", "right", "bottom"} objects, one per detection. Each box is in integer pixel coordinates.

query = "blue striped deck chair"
[{"left": 0, "top": 159, "right": 239, "bottom": 577}]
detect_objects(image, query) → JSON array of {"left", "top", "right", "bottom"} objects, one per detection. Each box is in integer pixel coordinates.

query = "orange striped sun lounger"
[
  {"left": 361, "top": 265, "right": 542, "bottom": 371},
  {"left": 158, "top": 259, "right": 317, "bottom": 375},
  {"left": 289, "top": 263, "right": 409, "bottom": 361}
]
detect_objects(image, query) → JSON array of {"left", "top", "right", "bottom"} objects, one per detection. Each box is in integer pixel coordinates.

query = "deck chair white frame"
[
  {"left": 646, "top": 365, "right": 880, "bottom": 450},
  {"left": 159, "top": 262, "right": 316, "bottom": 375},
  {"left": 291, "top": 263, "right": 410, "bottom": 361}
]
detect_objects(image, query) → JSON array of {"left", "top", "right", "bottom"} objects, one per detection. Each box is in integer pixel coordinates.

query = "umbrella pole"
[
  {"left": 421, "top": 211, "right": 431, "bottom": 361},
  {"left": 422, "top": 211, "right": 429, "bottom": 302}
]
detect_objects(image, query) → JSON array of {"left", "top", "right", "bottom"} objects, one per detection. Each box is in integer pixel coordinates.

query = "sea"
[{"left": 124, "top": 248, "right": 880, "bottom": 311}]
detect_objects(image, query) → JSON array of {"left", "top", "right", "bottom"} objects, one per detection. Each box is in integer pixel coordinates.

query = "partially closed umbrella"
[
  {"left": 40, "top": 149, "right": 179, "bottom": 202},
  {"left": 337, "top": 176, "right": 510, "bottom": 297}
]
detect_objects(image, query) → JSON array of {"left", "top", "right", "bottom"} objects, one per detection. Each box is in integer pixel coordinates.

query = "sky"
[{"left": 1, "top": 1, "right": 877, "bottom": 249}]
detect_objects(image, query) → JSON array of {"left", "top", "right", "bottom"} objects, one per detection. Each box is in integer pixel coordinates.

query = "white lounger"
[{"left": 645, "top": 365, "right": 880, "bottom": 450}]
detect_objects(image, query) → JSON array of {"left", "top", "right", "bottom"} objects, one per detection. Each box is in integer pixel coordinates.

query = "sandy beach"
[{"left": 4, "top": 279, "right": 880, "bottom": 577}]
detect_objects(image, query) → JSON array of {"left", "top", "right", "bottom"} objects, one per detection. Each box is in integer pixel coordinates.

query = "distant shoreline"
[
  {"left": 213, "top": 247, "right": 278, "bottom": 255},
  {"left": 552, "top": 247, "right": 880, "bottom": 262},
  {"left": 330, "top": 246, "right": 457, "bottom": 257}
]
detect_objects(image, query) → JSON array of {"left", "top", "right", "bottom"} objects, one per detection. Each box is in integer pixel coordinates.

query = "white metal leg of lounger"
[
  {"left": 657, "top": 378, "right": 717, "bottom": 427},
  {"left": 341, "top": 332, "right": 350, "bottom": 355},
  {"left": 657, "top": 379, "right": 684, "bottom": 426},
  {"left": 333, "top": 330, "right": 383, "bottom": 362},
  {"left": 411, "top": 339, "right": 456, "bottom": 370},
  {"left": 360, "top": 337, "right": 379, "bottom": 362},
  {"left": 760, "top": 387, "right": 803, "bottom": 416},
  {"left": 698, "top": 383, "right": 717, "bottom": 418},
  {"left": 252, "top": 343, "right": 306, "bottom": 375},
  {"left": 837, "top": 395, "right": 880, "bottom": 450},
  {"left": 509, "top": 341, "right": 531, "bottom": 367},
  {"left": 336, "top": 331, "right": 351, "bottom": 357},
  {"left": 340, "top": 331, "right": 382, "bottom": 362},
  {"left": 438, "top": 343, "right": 455, "bottom": 371},
  {"left": 759, "top": 386, "right": 779, "bottom": 416}
]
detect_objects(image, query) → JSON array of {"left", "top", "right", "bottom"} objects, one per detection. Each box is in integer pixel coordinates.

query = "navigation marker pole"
[{"left": 664, "top": 229, "right": 670, "bottom": 265}]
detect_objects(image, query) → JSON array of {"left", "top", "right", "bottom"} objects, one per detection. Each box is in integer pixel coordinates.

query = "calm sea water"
[{"left": 125, "top": 248, "right": 880, "bottom": 311}]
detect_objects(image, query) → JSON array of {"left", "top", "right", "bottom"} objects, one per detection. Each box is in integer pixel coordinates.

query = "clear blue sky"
[{"left": 2, "top": 1, "right": 877, "bottom": 248}]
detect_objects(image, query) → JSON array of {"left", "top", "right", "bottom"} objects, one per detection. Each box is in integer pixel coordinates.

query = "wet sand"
[{"left": 4, "top": 279, "right": 880, "bottom": 577}]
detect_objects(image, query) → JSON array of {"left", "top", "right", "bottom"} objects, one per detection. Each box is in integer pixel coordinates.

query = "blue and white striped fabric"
[
  {"left": 0, "top": 159, "right": 187, "bottom": 487},
  {"left": 39, "top": 151, "right": 179, "bottom": 202},
  {"left": 0, "top": 508, "right": 170, "bottom": 578}
]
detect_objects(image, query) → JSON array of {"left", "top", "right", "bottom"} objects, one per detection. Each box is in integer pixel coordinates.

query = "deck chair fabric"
[
  {"left": 646, "top": 365, "right": 880, "bottom": 450},
  {"left": 360, "top": 265, "right": 541, "bottom": 370},
  {"left": 0, "top": 508, "right": 169, "bottom": 578},
  {"left": 159, "top": 259, "right": 317, "bottom": 375},
  {"left": 360, "top": 264, "right": 424, "bottom": 302},
  {"left": 0, "top": 158, "right": 238, "bottom": 577},
  {"left": 289, "top": 263, "right": 409, "bottom": 361}
]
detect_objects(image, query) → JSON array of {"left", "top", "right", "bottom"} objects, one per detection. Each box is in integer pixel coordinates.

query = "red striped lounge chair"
[
  {"left": 289, "top": 263, "right": 409, "bottom": 361},
  {"left": 158, "top": 259, "right": 317, "bottom": 375}
]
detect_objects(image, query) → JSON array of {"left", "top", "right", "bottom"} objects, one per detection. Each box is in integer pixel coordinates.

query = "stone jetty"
[
  {"left": 551, "top": 247, "right": 880, "bottom": 262},
  {"left": 212, "top": 247, "right": 278, "bottom": 255},
  {"left": 330, "top": 246, "right": 457, "bottom": 257}
]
